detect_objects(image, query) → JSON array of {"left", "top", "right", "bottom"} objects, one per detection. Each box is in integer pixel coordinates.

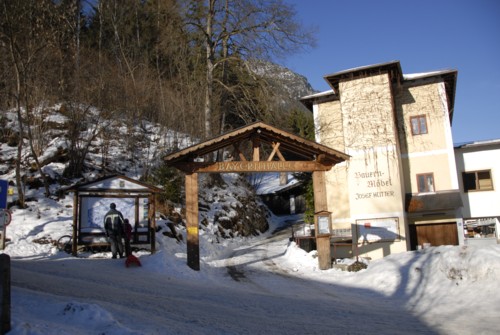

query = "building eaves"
[
  {"left": 406, "top": 190, "right": 463, "bottom": 213},
  {"left": 301, "top": 89, "right": 335, "bottom": 100},
  {"left": 403, "top": 70, "right": 456, "bottom": 81},
  {"left": 66, "top": 174, "right": 162, "bottom": 193},
  {"left": 403, "top": 69, "right": 458, "bottom": 122},
  {"left": 300, "top": 61, "right": 458, "bottom": 123},
  {"left": 323, "top": 60, "right": 403, "bottom": 94},
  {"left": 299, "top": 89, "right": 336, "bottom": 112},
  {"left": 454, "top": 138, "right": 500, "bottom": 149}
]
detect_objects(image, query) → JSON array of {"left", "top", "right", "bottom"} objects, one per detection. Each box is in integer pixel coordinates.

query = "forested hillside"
[{"left": 0, "top": 0, "right": 317, "bottom": 210}]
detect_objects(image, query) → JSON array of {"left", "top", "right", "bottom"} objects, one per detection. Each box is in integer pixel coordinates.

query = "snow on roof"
[
  {"left": 455, "top": 138, "right": 500, "bottom": 149},
  {"left": 300, "top": 89, "right": 334, "bottom": 100},
  {"left": 403, "top": 70, "right": 456, "bottom": 81},
  {"left": 323, "top": 60, "right": 401, "bottom": 79}
]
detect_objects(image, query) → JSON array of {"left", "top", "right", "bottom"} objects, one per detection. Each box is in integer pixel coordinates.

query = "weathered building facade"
[{"left": 301, "top": 61, "right": 460, "bottom": 260}]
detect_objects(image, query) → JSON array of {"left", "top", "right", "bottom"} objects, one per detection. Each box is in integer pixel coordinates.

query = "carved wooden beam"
[{"left": 174, "top": 161, "right": 332, "bottom": 173}]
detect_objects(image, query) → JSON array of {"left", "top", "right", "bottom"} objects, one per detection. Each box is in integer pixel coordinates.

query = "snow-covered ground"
[
  {"left": 2, "top": 192, "right": 500, "bottom": 335},
  {"left": 1, "top": 106, "right": 499, "bottom": 334}
]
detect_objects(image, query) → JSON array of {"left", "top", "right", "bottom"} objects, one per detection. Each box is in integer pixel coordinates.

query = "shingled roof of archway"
[{"left": 164, "top": 121, "right": 349, "bottom": 169}]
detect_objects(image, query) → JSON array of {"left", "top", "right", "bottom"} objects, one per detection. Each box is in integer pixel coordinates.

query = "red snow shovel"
[{"left": 125, "top": 254, "right": 142, "bottom": 267}]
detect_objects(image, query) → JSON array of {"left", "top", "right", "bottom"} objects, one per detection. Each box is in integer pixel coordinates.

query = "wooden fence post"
[{"left": 0, "top": 254, "right": 11, "bottom": 335}]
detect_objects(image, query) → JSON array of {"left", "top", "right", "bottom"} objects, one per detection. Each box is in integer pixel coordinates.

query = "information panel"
[
  {"left": 356, "top": 217, "right": 400, "bottom": 243},
  {"left": 79, "top": 197, "right": 149, "bottom": 232},
  {"left": 317, "top": 216, "right": 331, "bottom": 235}
]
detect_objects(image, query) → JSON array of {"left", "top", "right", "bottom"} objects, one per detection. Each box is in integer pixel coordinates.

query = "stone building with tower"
[{"left": 301, "top": 60, "right": 462, "bottom": 260}]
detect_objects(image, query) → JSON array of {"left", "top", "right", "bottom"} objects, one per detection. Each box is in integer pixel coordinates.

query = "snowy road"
[
  {"left": 8, "top": 220, "right": 442, "bottom": 335},
  {"left": 12, "top": 252, "right": 437, "bottom": 335}
]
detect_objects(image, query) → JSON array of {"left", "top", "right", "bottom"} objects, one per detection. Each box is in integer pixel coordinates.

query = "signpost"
[
  {"left": 0, "top": 254, "right": 11, "bottom": 335},
  {"left": 0, "top": 180, "right": 10, "bottom": 333},
  {"left": 314, "top": 210, "right": 332, "bottom": 270},
  {"left": 0, "top": 180, "right": 10, "bottom": 251},
  {"left": 0, "top": 180, "right": 7, "bottom": 209},
  {"left": 0, "top": 210, "right": 11, "bottom": 250}
]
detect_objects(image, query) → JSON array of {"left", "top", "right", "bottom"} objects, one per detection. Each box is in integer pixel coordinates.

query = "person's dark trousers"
[
  {"left": 109, "top": 234, "right": 124, "bottom": 258},
  {"left": 124, "top": 238, "right": 132, "bottom": 257}
]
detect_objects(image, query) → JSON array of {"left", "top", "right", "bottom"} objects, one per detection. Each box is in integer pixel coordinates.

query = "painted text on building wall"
[{"left": 354, "top": 170, "right": 395, "bottom": 200}]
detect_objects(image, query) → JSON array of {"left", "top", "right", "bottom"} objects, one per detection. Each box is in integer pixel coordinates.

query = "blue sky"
[{"left": 283, "top": 0, "right": 500, "bottom": 144}]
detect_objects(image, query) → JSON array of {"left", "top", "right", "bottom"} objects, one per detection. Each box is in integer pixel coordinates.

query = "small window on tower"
[
  {"left": 410, "top": 115, "right": 428, "bottom": 135},
  {"left": 417, "top": 173, "right": 434, "bottom": 193}
]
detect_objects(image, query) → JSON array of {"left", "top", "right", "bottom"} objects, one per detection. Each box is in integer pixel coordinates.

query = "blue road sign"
[{"left": 0, "top": 180, "right": 7, "bottom": 209}]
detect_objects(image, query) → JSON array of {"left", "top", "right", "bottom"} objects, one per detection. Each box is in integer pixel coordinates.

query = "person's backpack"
[
  {"left": 105, "top": 216, "right": 112, "bottom": 230},
  {"left": 112, "top": 215, "right": 123, "bottom": 234}
]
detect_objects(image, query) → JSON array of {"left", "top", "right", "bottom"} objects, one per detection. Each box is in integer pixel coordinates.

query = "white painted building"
[{"left": 455, "top": 139, "right": 500, "bottom": 246}]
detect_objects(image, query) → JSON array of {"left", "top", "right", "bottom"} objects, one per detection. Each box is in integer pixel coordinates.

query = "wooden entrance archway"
[{"left": 165, "top": 122, "right": 349, "bottom": 270}]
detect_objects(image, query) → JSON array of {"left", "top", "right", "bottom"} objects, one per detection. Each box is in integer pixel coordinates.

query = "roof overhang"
[
  {"left": 299, "top": 90, "right": 337, "bottom": 112},
  {"left": 67, "top": 174, "right": 162, "bottom": 194},
  {"left": 405, "top": 190, "right": 463, "bottom": 214},
  {"left": 324, "top": 60, "right": 403, "bottom": 95},
  {"left": 301, "top": 61, "right": 457, "bottom": 122},
  {"left": 402, "top": 69, "right": 458, "bottom": 123}
]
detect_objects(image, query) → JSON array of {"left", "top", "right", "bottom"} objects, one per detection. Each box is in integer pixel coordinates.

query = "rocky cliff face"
[{"left": 250, "top": 60, "right": 317, "bottom": 109}]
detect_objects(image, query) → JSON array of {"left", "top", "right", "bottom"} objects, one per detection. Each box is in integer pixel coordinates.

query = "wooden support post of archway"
[
  {"left": 185, "top": 173, "right": 200, "bottom": 270},
  {"left": 313, "top": 170, "right": 332, "bottom": 270}
]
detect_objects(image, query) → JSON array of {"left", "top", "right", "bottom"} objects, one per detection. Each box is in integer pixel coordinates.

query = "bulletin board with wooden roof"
[
  {"left": 67, "top": 175, "right": 162, "bottom": 256},
  {"left": 165, "top": 121, "right": 350, "bottom": 270}
]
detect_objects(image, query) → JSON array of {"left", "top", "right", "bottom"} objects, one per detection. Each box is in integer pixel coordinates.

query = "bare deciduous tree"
[
  {"left": 0, "top": 0, "right": 65, "bottom": 203},
  {"left": 183, "top": 0, "right": 316, "bottom": 139}
]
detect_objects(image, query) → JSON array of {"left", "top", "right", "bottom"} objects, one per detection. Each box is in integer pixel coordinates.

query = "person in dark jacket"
[{"left": 104, "top": 203, "right": 125, "bottom": 259}]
